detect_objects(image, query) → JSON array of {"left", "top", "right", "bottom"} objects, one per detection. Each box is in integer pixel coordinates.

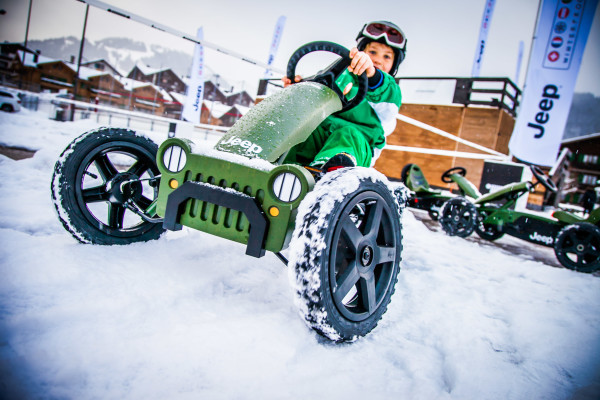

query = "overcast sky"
[{"left": 0, "top": 0, "right": 598, "bottom": 96}]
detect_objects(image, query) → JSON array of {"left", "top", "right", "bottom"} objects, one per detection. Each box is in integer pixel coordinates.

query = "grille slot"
[{"left": 179, "top": 171, "right": 266, "bottom": 234}]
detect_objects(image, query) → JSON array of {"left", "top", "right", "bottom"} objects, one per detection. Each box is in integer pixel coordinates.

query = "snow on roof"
[
  {"left": 134, "top": 62, "right": 170, "bottom": 76},
  {"left": 202, "top": 99, "right": 234, "bottom": 119},
  {"left": 116, "top": 76, "right": 153, "bottom": 91},
  {"left": 169, "top": 92, "right": 186, "bottom": 104},
  {"left": 18, "top": 51, "right": 109, "bottom": 79},
  {"left": 232, "top": 104, "right": 251, "bottom": 117},
  {"left": 18, "top": 50, "right": 54, "bottom": 67}
]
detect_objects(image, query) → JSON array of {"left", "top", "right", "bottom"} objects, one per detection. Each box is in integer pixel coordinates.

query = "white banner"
[
  {"left": 264, "top": 16, "right": 286, "bottom": 78},
  {"left": 509, "top": 0, "right": 598, "bottom": 166},
  {"left": 471, "top": 0, "right": 496, "bottom": 77},
  {"left": 182, "top": 27, "right": 205, "bottom": 123}
]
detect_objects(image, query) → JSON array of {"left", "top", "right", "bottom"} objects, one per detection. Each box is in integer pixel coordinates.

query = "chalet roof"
[
  {"left": 82, "top": 59, "right": 122, "bottom": 76},
  {"left": 133, "top": 62, "right": 171, "bottom": 76},
  {"left": 169, "top": 92, "right": 186, "bottom": 104},
  {"left": 18, "top": 50, "right": 110, "bottom": 80},
  {"left": 202, "top": 99, "right": 234, "bottom": 119}
]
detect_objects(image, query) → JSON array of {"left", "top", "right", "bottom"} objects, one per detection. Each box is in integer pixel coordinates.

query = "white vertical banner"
[
  {"left": 182, "top": 27, "right": 205, "bottom": 123},
  {"left": 509, "top": 0, "right": 598, "bottom": 166},
  {"left": 264, "top": 16, "right": 286, "bottom": 78},
  {"left": 472, "top": 0, "right": 496, "bottom": 77}
]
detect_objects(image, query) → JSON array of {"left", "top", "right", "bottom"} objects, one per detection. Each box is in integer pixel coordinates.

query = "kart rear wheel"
[
  {"left": 553, "top": 223, "right": 600, "bottom": 273},
  {"left": 475, "top": 209, "right": 504, "bottom": 241},
  {"left": 288, "top": 168, "right": 402, "bottom": 342},
  {"left": 439, "top": 197, "right": 477, "bottom": 237},
  {"left": 52, "top": 127, "right": 165, "bottom": 245}
]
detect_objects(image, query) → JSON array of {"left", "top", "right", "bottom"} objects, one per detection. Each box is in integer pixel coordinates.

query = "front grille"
[{"left": 181, "top": 170, "right": 266, "bottom": 234}]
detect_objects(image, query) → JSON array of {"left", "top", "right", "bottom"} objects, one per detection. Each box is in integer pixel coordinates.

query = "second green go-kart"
[
  {"left": 401, "top": 163, "right": 480, "bottom": 220},
  {"left": 51, "top": 42, "right": 405, "bottom": 342},
  {"left": 438, "top": 165, "right": 600, "bottom": 273}
]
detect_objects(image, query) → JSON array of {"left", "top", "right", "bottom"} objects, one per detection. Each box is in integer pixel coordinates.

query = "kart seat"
[
  {"left": 404, "top": 164, "right": 441, "bottom": 194},
  {"left": 553, "top": 206, "right": 600, "bottom": 225},
  {"left": 552, "top": 210, "right": 586, "bottom": 224}
]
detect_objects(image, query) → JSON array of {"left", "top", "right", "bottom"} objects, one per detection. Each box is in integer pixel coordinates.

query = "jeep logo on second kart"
[
  {"left": 530, "top": 231, "right": 554, "bottom": 245},
  {"left": 220, "top": 135, "right": 263, "bottom": 154}
]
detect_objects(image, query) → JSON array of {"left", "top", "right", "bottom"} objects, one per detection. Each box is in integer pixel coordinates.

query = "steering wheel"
[
  {"left": 531, "top": 165, "right": 557, "bottom": 193},
  {"left": 441, "top": 167, "right": 466, "bottom": 183},
  {"left": 286, "top": 41, "right": 368, "bottom": 113}
]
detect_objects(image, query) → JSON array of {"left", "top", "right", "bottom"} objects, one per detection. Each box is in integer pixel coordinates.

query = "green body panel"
[
  {"left": 475, "top": 181, "right": 530, "bottom": 205},
  {"left": 215, "top": 82, "right": 342, "bottom": 162},
  {"left": 481, "top": 207, "right": 556, "bottom": 226},
  {"left": 155, "top": 138, "right": 314, "bottom": 253}
]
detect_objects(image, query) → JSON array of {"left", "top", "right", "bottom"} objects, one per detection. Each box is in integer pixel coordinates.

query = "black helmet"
[{"left": 356, "top": 21, "right": 407, "bottom": 76}]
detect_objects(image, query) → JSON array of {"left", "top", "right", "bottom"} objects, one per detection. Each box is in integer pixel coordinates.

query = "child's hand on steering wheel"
[
  {"left": 282, "top": 75, "right": 302, "bottom": 87},
  {"left": 347, "top": 47, "right": 376, "bottom": 78}
]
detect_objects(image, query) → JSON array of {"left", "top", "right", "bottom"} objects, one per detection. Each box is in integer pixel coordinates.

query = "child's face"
[{"left": 364, "top": 42, "right": 395, "bottom": 74}]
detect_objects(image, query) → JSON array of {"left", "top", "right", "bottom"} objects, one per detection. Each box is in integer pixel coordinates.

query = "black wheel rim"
[
  {"left": 329, "top": 191, "right": 397, "bottom": 322},
  {"left": 74, "top": 141, "right": 159, "bottom": 237},
  {"left": 441, "top": 201, "right": 475, "bottom": 235},
  {"left": 558, "top": 227, "right": 600, "bottom": 270}
]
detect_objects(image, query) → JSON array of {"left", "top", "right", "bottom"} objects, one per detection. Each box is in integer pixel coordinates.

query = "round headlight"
[
  {"left": 272, "top": 172, "right": 302, "bottom": 203},
  {"left": 163, "top": 145, "right": 187, "bottom": 173}
]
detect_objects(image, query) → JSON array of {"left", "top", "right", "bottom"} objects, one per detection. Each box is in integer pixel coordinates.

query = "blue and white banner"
[
  {"left": 471, "top": 0, "right": 496, "bottom": 77},
  {"left": 264, "top": 16, "right": 286, "bottom": 78},
  {"left": 509, "top": 0, "right": 598, "bottom": 166},
  {"left": 182, "top": 27, "right": 205, "bottom": 123}
]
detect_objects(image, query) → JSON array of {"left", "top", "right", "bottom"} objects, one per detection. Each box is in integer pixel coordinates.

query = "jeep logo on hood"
[{"left": 219, "top": 135, "right": 263, "bottom": 155}]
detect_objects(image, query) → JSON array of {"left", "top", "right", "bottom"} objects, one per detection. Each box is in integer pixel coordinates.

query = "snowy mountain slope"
[{"left": 0, "top": 108, "right": 599, "bottom": 400}]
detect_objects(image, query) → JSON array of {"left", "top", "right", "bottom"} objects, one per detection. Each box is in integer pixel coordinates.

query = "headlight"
[
  {"left": 272, "top": 172, "right": 301, "bottom": 203},
  {"left": 163, "top": 145, "right": 187, "bottom": 173}
]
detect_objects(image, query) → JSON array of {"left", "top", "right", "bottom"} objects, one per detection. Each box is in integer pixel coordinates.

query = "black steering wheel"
[
  {"left": 441, "top": 167, "right": 466, "bottom": 183},
  {"left": 531, "top": 165, "right": 557, "bottom": 193},
  {"left": 286, "top": 41, "right": 368, "bottom": 113}
]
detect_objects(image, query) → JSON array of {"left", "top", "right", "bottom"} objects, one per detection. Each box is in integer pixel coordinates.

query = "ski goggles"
[{"left": 362, "top": 22, "right": 406, "bottom": 49}]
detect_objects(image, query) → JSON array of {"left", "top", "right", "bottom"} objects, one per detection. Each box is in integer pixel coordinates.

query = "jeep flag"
[
  {"left": 264, "top": 16, "right": 286, "bottom": 78},
  {"left": 472, "top": 0, "right": 496, "bottom": 77},
  {"left": 509, "top": 0, "right": 598, "bottom": 166},
  {"left": 182, "top": 27, "right": 205, "bottom": 123}
]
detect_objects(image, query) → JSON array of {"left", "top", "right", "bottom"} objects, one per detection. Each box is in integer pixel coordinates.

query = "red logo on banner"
[
  {"left": 548, "top": 51, "right": 560, "bottom": 62},
  {"left": 551, "top": 36, "right": 564, "bottom": 48},
  {"left": 558, "top": 7, "right": 570, "bottom": 18}
]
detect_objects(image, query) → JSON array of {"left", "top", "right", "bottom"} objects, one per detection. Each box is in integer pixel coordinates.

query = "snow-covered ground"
[{"left": 1, "top": 107, "right": 599, "bottom": 400}]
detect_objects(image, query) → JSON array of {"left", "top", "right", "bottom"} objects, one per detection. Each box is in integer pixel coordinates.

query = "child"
[{"left": 283, "top": 21, "right": 407, "bottom": 173}]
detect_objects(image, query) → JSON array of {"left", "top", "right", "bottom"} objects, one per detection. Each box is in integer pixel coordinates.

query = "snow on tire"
[
  {"left": 51, "top": 127, "right": 165, "bottom": 245},
  {"left": 288, "top": 167, "right": 403, "bottom": 342}
]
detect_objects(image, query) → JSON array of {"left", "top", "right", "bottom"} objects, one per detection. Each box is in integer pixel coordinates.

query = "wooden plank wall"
[{"left": 375, "top": 104, "right": 516, "bottom": 191}]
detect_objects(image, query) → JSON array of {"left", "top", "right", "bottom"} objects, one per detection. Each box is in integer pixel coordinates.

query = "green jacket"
[{"left": 285, "top": 69, "right": 402, "bottom": 168}]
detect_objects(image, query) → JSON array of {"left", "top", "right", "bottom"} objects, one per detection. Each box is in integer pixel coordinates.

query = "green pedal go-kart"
[
  {"left": 51, "top": 42, "right": 406, "bottom": 342},
  {"left": 436, "top": 165, "right": 600, "bottom": 273},
  {"left": 401, "top": 163, "right": 480, "bottom": 220}
]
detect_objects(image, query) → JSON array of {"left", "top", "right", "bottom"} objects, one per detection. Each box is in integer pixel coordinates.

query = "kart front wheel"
[
  {"left": 554, "top": 223, "right": 600, "bottom": 273},
  {"left": 439, "top": 197, "right": 477, "bottom": 237},
  {"left": 52, "top": 127, "right": 165, "bottom": 245},
  {"left": 288, "top": 168, "right": 402, "bottom": 342}
]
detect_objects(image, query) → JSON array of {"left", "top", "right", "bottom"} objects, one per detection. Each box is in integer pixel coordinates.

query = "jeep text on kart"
[
  {"left": 52, "top": 42, "right": 405, "bottom": 342},
  {"left": 437, "top": 165, "right": 600, "bottom": 273}
]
